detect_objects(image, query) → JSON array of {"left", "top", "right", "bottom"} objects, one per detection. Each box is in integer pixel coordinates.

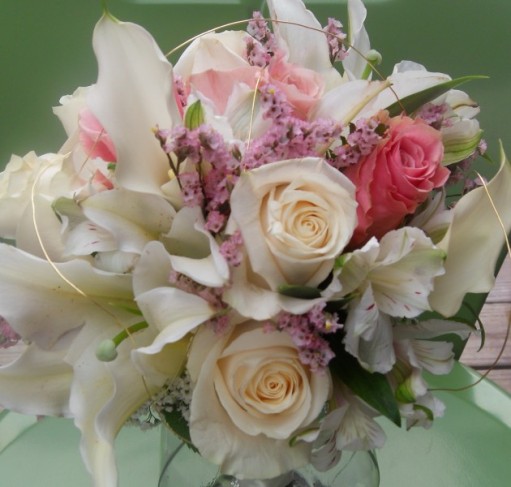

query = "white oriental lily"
[
  {"left": 87, "top": 14, "right": 181, "bottom": 195},
  {"left": 0, "top": 244, "right": 187, "bottom": 487},
  {"left": 338, "top": 227, "right": 446, "bottom": 372}
]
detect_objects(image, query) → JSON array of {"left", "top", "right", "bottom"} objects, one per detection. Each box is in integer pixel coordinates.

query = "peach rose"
[
  {"left": 345, "top": 116, "right": 448, "bottom": 247},
  {"left": 188, "top": 321, "right": 331, "bottom": 479}
]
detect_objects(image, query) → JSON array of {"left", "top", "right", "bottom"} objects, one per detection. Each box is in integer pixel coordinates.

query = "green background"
[{"left": 1, "top": 0, "right": 510, "bottom": 168}]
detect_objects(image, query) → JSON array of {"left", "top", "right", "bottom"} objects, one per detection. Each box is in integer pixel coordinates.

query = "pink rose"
[
  {"left": 345, "top": 115, "right": 448, "bottom": 247},
  {"left": 268, "top": 52, "right": 324, "bottom": 119}
]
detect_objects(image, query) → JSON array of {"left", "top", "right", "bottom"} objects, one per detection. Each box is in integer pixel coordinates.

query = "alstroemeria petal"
[
  {"left": 88, "top": 16, "right": 180, "bottom": 194},
  {"left": 80, "top": 188, "right": 175, "bottom": 254},
  {"left": 344, "top": 288, "right": 395, "bottom": 373},
  {"left": 430, "top": 146, "right": 511, "bottom": 316},
  {"left": 0, "top": 344, "right": 72, "bottom": 416}
]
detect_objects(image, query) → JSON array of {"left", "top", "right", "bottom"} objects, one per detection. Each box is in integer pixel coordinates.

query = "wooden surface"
[
  {"left": 1, "top": 262, "right": 510, "bottom": 395},
  {"left": 460, "top": 258, "right": 511, "bottom": 393}
]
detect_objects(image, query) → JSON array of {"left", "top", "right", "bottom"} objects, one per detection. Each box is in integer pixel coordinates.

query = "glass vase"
[{"left": 158, "top": 426, "right": 380, "bottom": 487}]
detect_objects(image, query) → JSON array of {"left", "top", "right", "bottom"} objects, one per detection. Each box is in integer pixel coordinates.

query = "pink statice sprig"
[
  {"left": 242, "top": 83, "right": 343, "bottom": 170},
  {"left": 245, "top": 11, "right": 277, "bottom": 67},
  {"left": 268, "top": 303, "right": 343, "bottom": 373},
  {"left": 156, "top": 123, "right": 241, "bottom": 234}
]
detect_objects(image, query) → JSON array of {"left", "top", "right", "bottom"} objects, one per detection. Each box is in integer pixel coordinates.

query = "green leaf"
[
  {"left": 386, "top": 75, "right": 488, "bottom": 118},
  {"left": 184, "top": 99, "right": 205, "bottom": 130},
  {"left": 160, "top": 409, "right": 198, "bottom": 453},
  {"left": 330, "top": 348, "right": 401, "bottom": 427},
  {"left": 278, "top": 284, "right": 321, "bottom": 299}
]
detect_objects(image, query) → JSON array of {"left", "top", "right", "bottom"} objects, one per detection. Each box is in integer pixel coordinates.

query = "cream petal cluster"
[
  {"left": 230, "top": 157, "right": 357, "bottom": 293},
  {"left": 188, "top": 322, "right": 331, "bottom": 480}
]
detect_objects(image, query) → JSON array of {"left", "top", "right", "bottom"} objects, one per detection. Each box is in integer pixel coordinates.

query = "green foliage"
[
  {"left": 278, "top": 284, "right": 322, "bottom": 299},
  {"left": 386, "top": 75, "right": 488, "bottom": 118},
  {"left": 330, "top": 347, "right": 402, "bottom": 427}
]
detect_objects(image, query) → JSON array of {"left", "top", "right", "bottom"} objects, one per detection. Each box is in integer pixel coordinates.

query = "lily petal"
[
  {"left": 343, "top": 0, "right": 371, "bottom": 80},
  {"left": 0, "top": 244, "right": 133, "bottom": 349},
  {"left": 0, "top": 344, "right": 72, "bottom": 416},
  {"left": 311, "top": 80, "right": 390, "bottom": 125},
  {"left": 430, "top": 145, "right": 511, "bottom": 316},
  {"left": 88, "top": 15, "right": 181, "bottom": 194}
]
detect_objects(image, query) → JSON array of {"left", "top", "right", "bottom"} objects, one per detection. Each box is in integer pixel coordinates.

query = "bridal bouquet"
[{"left": 1, "top": 0, "right": 510, "bottom": 485}]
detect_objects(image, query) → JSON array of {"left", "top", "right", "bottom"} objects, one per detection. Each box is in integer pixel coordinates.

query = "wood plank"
[
  {"left": 487, "top": 258, "right": 511, "bottom": 303},
  {"left": 461, "top": 302, "right": 511, "bottom": 368}
]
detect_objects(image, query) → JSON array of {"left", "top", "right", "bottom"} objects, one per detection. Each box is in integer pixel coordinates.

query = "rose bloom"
[
  {"left": 174, "top": 31, "right": 324, "bottom": 119},
  {"left": 230, "top": 157, "right": 357, "bottom": 291},
  {"left": 344, "top": 115, "right": 449, "bottom": 247},
  {"left": 188, "top": 321, "right": 331, "bottom": 479}
]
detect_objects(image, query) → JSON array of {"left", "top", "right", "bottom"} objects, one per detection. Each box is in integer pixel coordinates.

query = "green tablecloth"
[{"left": 1, "top": 363, "right": 510, "bottom": 486}]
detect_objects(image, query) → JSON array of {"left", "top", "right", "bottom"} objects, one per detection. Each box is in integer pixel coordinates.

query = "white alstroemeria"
[
  {"left": 0, "top": 243, "right": 187, "bottom": 487},
  {"left": 340, "top": 227, "right": 446, "bottom": 316},
  {"left": 402, "top": 394, "right": 446, "bottom": 430},
  {"left": 52, "top": 189, "right": 176, "bottom": 273},
  {"left": 133, "top": 241, "right": 217, "bottom": 355},
  {"left": 267, "top": 0, "right": 342, "bottom": 90},
  {"left": 311, "top": 386, "right": 385, "bottom": 471},
  {"left": 164, "top": 206, "right": 229, "bottom": 287},
  {"left": 87, "top": 15, "right": 181, "bottom": 195},
  {"left": 338, "top": 227, "right": 446, "bottom": 372},
  {"left": 342, "top": 0, "right": 372, "bottom": 80},
  {"left": 430, "top": 146, "right": 511, "bottom": 317},
  {"left": 390, "top": 335, "right": 453, "bottom": 429},
  {"left": 78, "top": 189, "right": 175, "bottom": 254}
]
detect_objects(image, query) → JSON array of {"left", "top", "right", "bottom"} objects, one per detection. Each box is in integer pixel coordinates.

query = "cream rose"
[
  {"left": 0, "top": 152, "right": 70, "bottom": 239},
  {"left": 188, "top": 321, "right": 331, "bottom": 480},
  {"left": 230, "top": 157, "right": 357, "bottom": 290}
]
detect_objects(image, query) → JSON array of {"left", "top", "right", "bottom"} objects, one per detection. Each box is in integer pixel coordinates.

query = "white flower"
[
  {"left": 0, "top": 244, "right": 187, "bottom": 487},
  {"left": 338, "top": 227, "right": 445, "bottom": 372},
  {"left": 229, "top": 157, "right": 356, "bottom": 297},
  {"left": 311, "top": 385, "right": 385, "bottom": 472},
  {"left": 87, "top": 15, "right": 181, "bottom": 195},
  {"left": 430, "top": 146, "right": 511, "bottom": 316},
  {"left": 188, "top": 322, "right": 331, "bottom": 480},
  {"left": 0, "top": 152, "right": 66, "bottom": 239}
]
